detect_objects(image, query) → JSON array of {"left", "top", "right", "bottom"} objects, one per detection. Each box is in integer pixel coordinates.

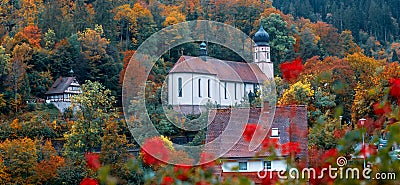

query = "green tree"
[
  {"left": 63, "top": 81, "right": 115, "bottom": 160},
  {"left": 298, "top": 27, "right": 319, "bottom": 60},
  {"left": 392, "top": 49, "right": 399, "bottom": 62},
  {"left": 261, "top": 13, "right": 296, "bottom": 73},
  {"left": 0, "top": 46, "right": 10, "bottom": 92}
]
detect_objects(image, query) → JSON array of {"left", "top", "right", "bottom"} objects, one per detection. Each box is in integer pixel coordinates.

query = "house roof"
[
  {"left": 170, "top": 56, "right": 268, "bottom": 83},
  {"left": 205, "top": 106, "right": 308, "bottom": 159},
  {"left": 45, "top": 77, "right": 79, "bottom": 95}
]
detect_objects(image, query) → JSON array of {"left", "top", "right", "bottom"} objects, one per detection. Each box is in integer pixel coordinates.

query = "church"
[{"left": 168, "top": 26, "right": 273, "bottom": 114}]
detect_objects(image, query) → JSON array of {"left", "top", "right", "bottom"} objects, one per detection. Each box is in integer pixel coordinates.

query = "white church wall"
[{"left": 168, "top": 72, "right": 219, "bottom": 106}]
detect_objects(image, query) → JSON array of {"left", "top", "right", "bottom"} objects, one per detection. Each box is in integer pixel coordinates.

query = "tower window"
[
  {"left": 198, "top": 79, "right": 202, "bottom": 97},
  {"left": 178, "top": 78, "right": 182, "bottom": 97},
  {"left": 208, "top": 79, "right": 211, "bottom": 98},
  {"left": 255, "top": 52, "right": 258, "bottom": 60}
]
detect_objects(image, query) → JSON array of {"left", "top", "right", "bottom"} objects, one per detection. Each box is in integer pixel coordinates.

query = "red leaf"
[
  {"left": 243, "top": 124, "right": 257, "bottom": 142},
  {"left": 174, "top": 163, "right": 192, "bottom": 181},
  {"left": 373, "top": 101, "right": 391, "bottom": 115},
  {"left": 80, "top": 178, "right": 99, "bottom": 185},
  {"left": 279, "top": 57, "right": 304, "bottom": 82},
  {"left": 140, "top": 137, "right": 170, "bottom": 166},
  {"left": 261, "top": 137, "right": 280, "bottom": 149},
  {"left": 389, "top": 78, "right": 400, "bottom": 98},
  {"left": 281, "top": 142, "right": 301, "bottom": 156},
  {"left": 85, "top": 153, "right": 101, "bottom": 171},
  {"left": 161, "top": 176, "right": 174, "bottom": 185}
]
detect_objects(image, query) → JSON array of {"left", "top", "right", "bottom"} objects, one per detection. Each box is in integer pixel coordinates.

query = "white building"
[
  {"left": 168, "top": 26, "right": 273, "bottom": 114},
  {"left": 45, "top": 74, "right": 81, "bottom": 113}
]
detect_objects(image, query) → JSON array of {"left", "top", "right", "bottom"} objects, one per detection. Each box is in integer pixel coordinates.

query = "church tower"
[{"left": 253, "top": 25, "right": 273, "bottom": 78}]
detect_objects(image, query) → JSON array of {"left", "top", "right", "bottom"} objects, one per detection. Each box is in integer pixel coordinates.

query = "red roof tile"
[
  {"left": 170, "top": 55, "right": 268, "bottom": 83},
  {"left": 205, "top": 106, "right": 308, "bottom": 159}
]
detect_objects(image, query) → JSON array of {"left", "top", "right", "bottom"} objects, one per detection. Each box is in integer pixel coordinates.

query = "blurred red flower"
[
  {"left": 174, "top": 163, "right": 192, "bottom": 181},
  {"left": 333, "top": 129, "right": 346, "bottom": 139},
  {"left": 80, "top": 178, "right": 99, "bottom": 185},
  {"left": 281, "top": 142, "right": 301, "bottom": 156},
  {"left": 389, "top": 78, "right": 400, "bottom": 98},
  {"left": 196, "top": 181, "right": 211, "bottom": 185},
  {"left": 199, "top": 152, "right": 215, "bottom": 169},
  {"left": 243, "top": 124, "right": 257, "bottom": 142},
  {"left": 161, "top": 176, "right": 174, "bottom": 185},
  {"left": 360, "top": 144, "right": 377, "bottom": 158},
  {"left": 279, "top": 57, "right": 304, "bottom": 82},
  {"left": 85, "top": 153, "right": 101, "bottom": 171},
  {"left": 140, "top": 137, "right": 169, "bottom": 166},
  {"left": 260, "top": 171, "right": 278, "bottom": 185},
  {"left": 373, "top": 101, "right": 391, "bottom": 115},
  {"left": 261, "top": 137, "right": 280, "bottom": 149}
]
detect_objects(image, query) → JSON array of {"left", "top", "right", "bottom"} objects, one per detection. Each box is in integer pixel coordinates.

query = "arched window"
[
  {"left": 198, "top": 79, "right": 202, "bottom": 97},
  {"left": 224, "top": 82, "right": 228, "bottom": 99},
  {"left": 234, "top": 83, "right": 237, "bottom": 100},
  {"left": 178, "top": 78, "right": 182, "bottom": 97},
  {"left": 208, "top": 79, "right": 211, "bottom": 98}
]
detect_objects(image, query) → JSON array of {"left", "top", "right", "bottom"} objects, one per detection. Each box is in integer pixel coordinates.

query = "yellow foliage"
[
  {"left": 279, "top": 80, "right": 314, "bottom": 105},
  {"left": 160, "top": 135, "right": 174, "bottom": 151}
]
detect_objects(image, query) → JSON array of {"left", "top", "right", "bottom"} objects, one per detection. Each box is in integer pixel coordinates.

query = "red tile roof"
[
  {"left": 205, "top": 106, "right": 308, "bottom": 159},
  {"left": 170, "top": 55, "right": 268, "bottom": 83}
]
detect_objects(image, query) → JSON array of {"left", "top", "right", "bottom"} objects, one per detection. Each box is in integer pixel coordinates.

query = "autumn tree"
[
  {"left": 100, "top": 119, "right": 133, "bottom": 184},
  {"left": 298, "top": 28, "right": 319, "bottom": 60},
  {"left": 63, "top": 81, "right": 115, "bottom": 160},
  {"left": 0, "top": 138, "right": 38, "bottom": 184},
  {"left": 7, "top": 43, "right": 33, "bottom": 113},
  {"left": 77, "top": 25, "right": 121, "bottom": 96},
  {"left": 261, "top": 13, "right": 296, "bottom": 73}
]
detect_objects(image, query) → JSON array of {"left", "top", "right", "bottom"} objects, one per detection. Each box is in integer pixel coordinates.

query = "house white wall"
[{"left": 222, "top": 159, "right": 287, "bottom": 172}]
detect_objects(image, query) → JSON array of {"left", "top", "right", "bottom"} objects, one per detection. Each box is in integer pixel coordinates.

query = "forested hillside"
[
  {"left": 1, "top": 1, "right": 400, "bottom": 184},
  {"left": 0, "top": 0, "right": 399, "bottom": 114},
  {"left": 273, "top": 0, "right": 400, "bottom": 42}
]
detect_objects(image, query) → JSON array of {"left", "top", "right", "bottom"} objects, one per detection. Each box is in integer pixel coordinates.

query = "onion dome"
[{"left": 254, "top": 25, "right": 270, "bottom": 46}]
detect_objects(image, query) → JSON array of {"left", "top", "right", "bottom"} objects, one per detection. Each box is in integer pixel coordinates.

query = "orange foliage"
[
  {"left": 34, "top": 156, "right": 65, "bottom": 182},
  {"left": 22, "top": 25, "right": 41, "bottom": 48},
  {"left": 119, "top": 50, "right": 135, "bottom": 84},
  {"left": 259, "top": 7, "right": 294, "bottom": 29}
]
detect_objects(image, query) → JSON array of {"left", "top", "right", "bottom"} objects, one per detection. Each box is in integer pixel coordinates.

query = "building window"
[
  {"left": 271, "top": 128, "right": 279, "bottom": 137},
  {"left": 234, "top": 83, "right": 237, "bottom": 100},
  {"left": 198, "top": 79, "right": 202, "bottom": 97},
  {"left": 207, "top": 79, "right": 211, "bottom": 98},
  {"left": 178, "top": 78, "right": 182, "bottom": 97},
  {"left": 264, "top": 161, "right": 271, "bottom": 170},
  {"left": 255, "top": 52, "right": 258, "bottom": 59},
  {"left": 239, "top": 162, "right": 247, "bottom": 170},
  {"left": 224, "top": 82, "right": 227, "bottom": 99},
  {"left": 267, "top": 53, "right": 270, "bottom": 60}
]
